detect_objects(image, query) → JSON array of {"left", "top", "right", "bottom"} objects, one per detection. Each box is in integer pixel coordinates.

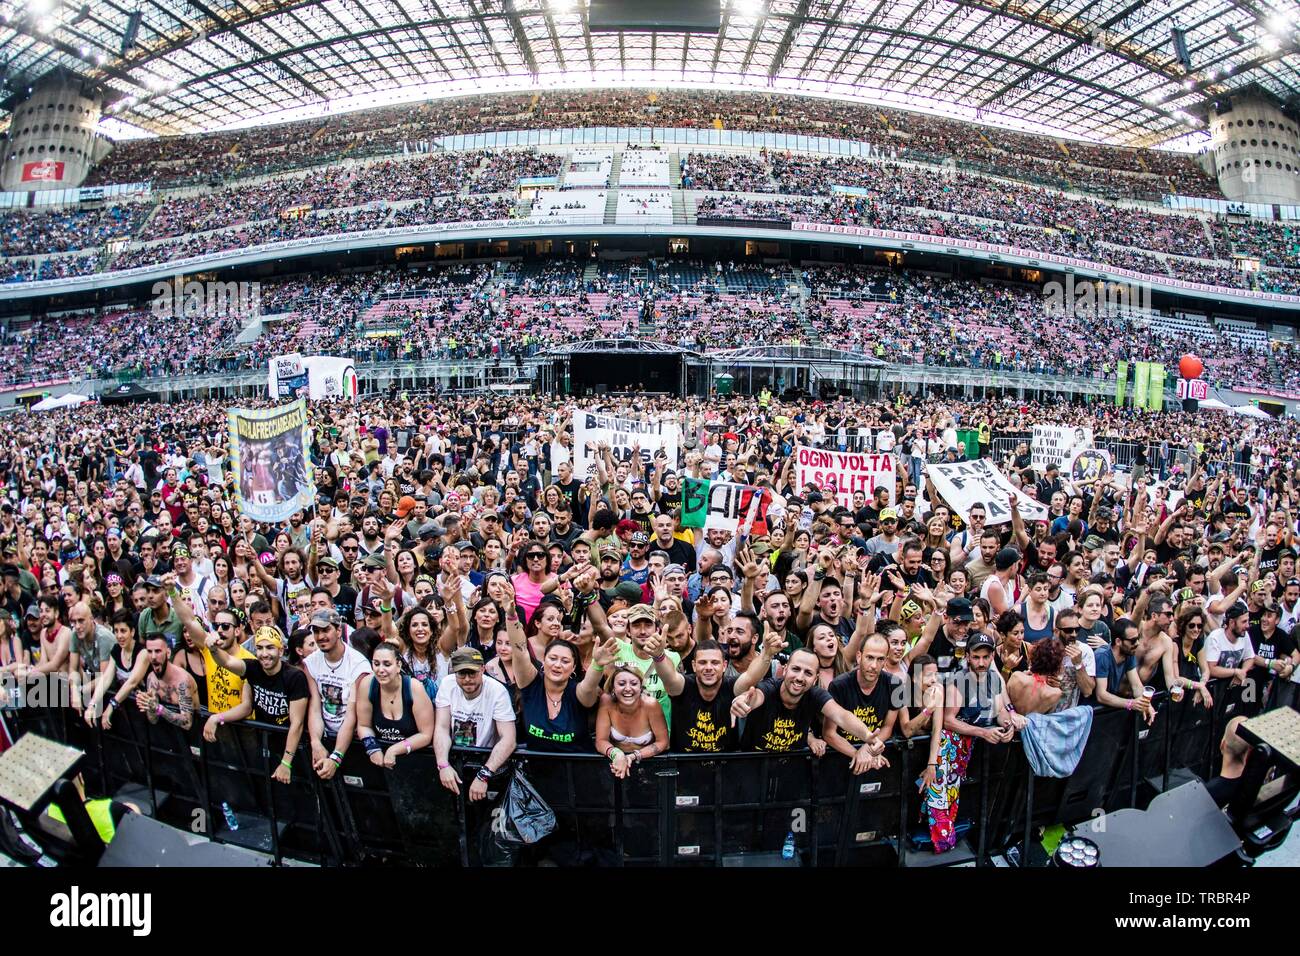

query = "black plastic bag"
[{"left": 495, "top": 768, "right": 556, "bottom": 846}]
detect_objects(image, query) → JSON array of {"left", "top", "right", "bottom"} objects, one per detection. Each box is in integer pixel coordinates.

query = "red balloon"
[{"left": 1178, "top": 354, "right": 1204, "bottom": 380}]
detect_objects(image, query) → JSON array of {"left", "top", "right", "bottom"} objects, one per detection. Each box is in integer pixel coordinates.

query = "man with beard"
[
  {"left": 796, "top": 549, "right": 854, "bottom": 643},
  {"left": 134, "top": 633, "right": 197, "bottom": 730},
  {"left": 206, "top": 625, "right": 309, "bottom": 783},
  {"left": 825, "top": 634, "right": 898, "bottom": 772},
  {"left": 612, "top": 604, "right": 681, "bottom": 724},
  {"left": 760, "top": 587, "right": 801, "bottom": 653},
  {"left": 645, "top": 636, "right": 739, "bottom": 753},
  {"left": 913, "top": 597, "right": 975, "bottom": 673},
  {"left": 358, "top": 513, "right": 384, "bottom": 557},
  {"left": 731, "top": 635, "right": 882, "bottom": 759},
  {"left": 596, "top": 546, "right": 624, "bottom": 603},
  {"left": 719, "top": 611, "right": 761, "bottom": 680}
]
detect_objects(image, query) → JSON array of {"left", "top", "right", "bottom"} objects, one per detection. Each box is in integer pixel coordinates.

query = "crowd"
[
  {"left": 85, "top": 90, "right": 1221, "bottom": 201},
  {"left": 0, "top": 389, "right": 1292, "bottom": 858},
  {"left": 3, "top": 256, "right": 1297, "bottom": 390},
  {"left": 0, "top": 140, "right": 1292, "bottom": 291}
]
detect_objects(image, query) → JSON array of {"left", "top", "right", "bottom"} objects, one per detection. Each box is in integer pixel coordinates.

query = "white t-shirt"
[
  {"left": 1204, "top": 628, "right": 1256, "bottom": 670},
  {"left": 305, "top": 646, "right": 372, "bottom": 736},
  {"left": 876, "top": 430, "right": 896, "bottom": 452},
  {"left": 435, "top": 674, "right": 515, "bottom": 748}
]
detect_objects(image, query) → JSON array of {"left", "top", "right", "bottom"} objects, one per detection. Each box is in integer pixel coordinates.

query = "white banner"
[
  {"left": 268, "top": 353, "right": 307, "bottom": 399},
  {"left": 1031, "top": 424, "right": 1094, "bottom": 471},
  {"left": 271, "top": 355, "right": 358, "bottom": 401},
  {"left": 926, "top": 459, "right": 1048, "bottom": 526},
  {"left": 566, "top": 409, "right": 680, "bottom": 477},
  {"left": 306, "top": 356, "right": 358, "bottom": 401},
  {"left": 793, "top": 445, "right": 895, "bottom": 508}
]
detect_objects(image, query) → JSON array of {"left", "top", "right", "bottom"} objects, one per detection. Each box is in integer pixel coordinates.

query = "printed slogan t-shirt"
[
  {"left": 670, "top": 675, "right": 739, "bottom": 753},
  {"left": 741, "top": 676, "right": 832, "bottom": 753}
]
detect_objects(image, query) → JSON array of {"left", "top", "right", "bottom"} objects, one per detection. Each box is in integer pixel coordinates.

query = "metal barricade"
[{"left": 1, "top": 681, "right": 1242, "bottom": 867}]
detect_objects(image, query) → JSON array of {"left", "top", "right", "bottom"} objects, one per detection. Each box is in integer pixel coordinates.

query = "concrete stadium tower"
[
  {"left": 0, "top": 70, "right": 107, "bottom": 192},
  {"left": 1207, "top": 93, "right": 1300, "bottom": 205}
]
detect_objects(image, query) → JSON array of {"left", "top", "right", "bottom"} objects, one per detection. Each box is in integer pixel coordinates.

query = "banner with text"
[
  {"left": 926, "top": 459, "right": 1048, "bottom": 526},
  {"left": 1031, "top": 424, "right": 1094, "bottom": 472},
  {"left": 794, "top": 445, "right": 896, "bottom": 508},
  {"left": 681, "top": 477, "right": 771, "bottom": 534},
  {"left": 1146, "top": 362, "right": 1166, "bottom": 412},
  {"left": 1068, "top": 447, "right": 1113, "bottom": 483},
  {"left": 227, "top": 399, "right": 316, "bottom": 524},
  {"left": 268, "top": 353, "right": 308, "bottom": 399},
  {"left": 567, "top": 409, "right": 681, "bottom": 477},
  {"left": 1115, "top": 360, "right": 1128, "bottom": 407}
]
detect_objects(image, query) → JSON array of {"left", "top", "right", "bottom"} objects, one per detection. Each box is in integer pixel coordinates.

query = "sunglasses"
[
  {"left": 1185, "top": 622, "right": 1203, "bottom": 630},
  {"left": 216, "top": 622, "right": 239, "bottom": 631},
  {"left": 526, "top": 553, "right": 547, "bottom": 560},
  {"left": 1058, "top": 627, "right": 1079, "bottom": 636}
]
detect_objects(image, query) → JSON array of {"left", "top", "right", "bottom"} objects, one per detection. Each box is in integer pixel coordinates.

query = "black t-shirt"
[
  {"left": 555, "top": 478, "right": 583, "bottom": 515},
  {"left": 242, "top": 660, "right": 309, "bottom": 726},
  {"left": 1258, "top": 545, "right": 1292, "bottom": 580},
  {"left": 518, "top": 677, "right": 592, "bottom": 752},
  {"left": 1249, "top": 624, "right": 1294, "bottom": 663},
  {"left": 810, "top": 614, "right": 855, "bottom": 646},
  {"left": 330, "top": 584, "right": 358, "bottom": 622},
  {"left": 671, "top": 675, "right": 739, "bottom": 753},
  {"left": 827, "top": 671, "right": 899, "bottom": 745},
  {"left": 741, "top": 676, "right": 832, "bottom": 752}
]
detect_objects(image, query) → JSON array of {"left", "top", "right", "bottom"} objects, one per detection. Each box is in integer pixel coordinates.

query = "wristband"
[
  {"left": 329, "top": 750, "right": 344, "bottom": 765},
  {"left": 279, "top": 757, "right": 293, "bottom": 770},
  {"left": 107, "top": 698, "right": 117, "bottom": 710},
  {"left": 652, "top": 654, "right": 666, "bottom": 663},
  {"left": 591, "top": 663, "right": 604, "bottom": 672},
  {"left": 1126, "top": 699, "right": 1134, "bottom": 711},
  {"left": 362, "top": 735, "right": 381, "bottom": 756},
  {"left": 155, "top": 704, "right": 164, "bottom": 717},
  {"left": 217, "top": 715, "right": 225, "bottom": 725},
  {"left": 606, "top": 746, "right": 618, "bottom": 761},
  {"left": 437, "top": 762, "right": 451, "bottom": 770},
  {"left": 404, "top": 741, "right": 411, "bottom": 755},
  {"left": 476, "top": 767, "right": 492, "bottom": 782},
  {"left": 378, "top": 603, "right": 393, "bottom": 614}
]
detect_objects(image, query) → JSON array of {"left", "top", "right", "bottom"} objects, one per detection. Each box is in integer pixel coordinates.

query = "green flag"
[
  {"left": 1133, "top": 361, "right": 1150, "bottom": 410},
  {"left": 681, "top": 477, "right": 711, "bottom": 529},
  {"left": 1115, "top": 360, "right": 1128, "bottom": 407},
  {"left": 1147, "top": 363, "right": 1165, "bottom": 412}
]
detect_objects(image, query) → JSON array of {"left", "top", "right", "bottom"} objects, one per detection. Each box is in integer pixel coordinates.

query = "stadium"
[{"left": 0, "top": 0, "right": 1296, "bottom": 890}]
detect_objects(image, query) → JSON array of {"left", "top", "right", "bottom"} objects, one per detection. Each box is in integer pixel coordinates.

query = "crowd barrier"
[{"left": 1, "top": 677, "right": 1256, "bottom": 867}]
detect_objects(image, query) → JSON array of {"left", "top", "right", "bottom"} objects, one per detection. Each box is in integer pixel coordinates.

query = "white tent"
[
  {"left": 30, "top": 393, "right": 89, "bottom": 412},
  {"left": 1198, "top": 398, "right": 1232, "bottom": 411},
  {"left": 1229, "top": 404, "right": 1272, "bottom": 419}
]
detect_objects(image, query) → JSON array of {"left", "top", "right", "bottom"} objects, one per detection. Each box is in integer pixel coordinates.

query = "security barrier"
[{"left": 2, "top": 677, "right": 1257, "bottom": 866}]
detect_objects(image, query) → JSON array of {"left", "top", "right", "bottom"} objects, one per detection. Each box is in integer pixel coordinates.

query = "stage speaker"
[
  {"left": 1183, "top": 398, "right": 1198, "bottom": 413},
  {"left": 122, "top": 11, "right": 142, "bottom": 56},
  {"left": 1172, "top": 27, "right": 1191, "bottom": 69}
]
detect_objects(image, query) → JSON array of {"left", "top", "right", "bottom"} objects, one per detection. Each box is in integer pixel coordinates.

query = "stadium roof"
[{"left": 0, "top": 0, "right": 1298, "bottom": 147}]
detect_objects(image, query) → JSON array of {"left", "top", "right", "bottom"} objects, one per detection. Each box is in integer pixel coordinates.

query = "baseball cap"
[
  {"left": 599, "top": 545, "right": 622, "bottom": 560},
  {"left": 968, "top": 633, "right": 996, "bottom": 653},
  {"left": 806, "top": 491, "right": 825, "bottom": 504},
  {"left": 1082, "top": 535, "right": 1105, "bottom": 551},
  {"left": 316, "top": 556, "right": 340, "bottom": 570},
  {"left": 625, "top": 603, "right": 657, "bottom": 624},
  {"left": 663, "top": 563, "right": 686, "bottom": 577},
  {"left": 449, "top": 647, "right": 485, "bottom": 673},
  {"left": 1250, "top": 580, "right": 1268, "bottom": 594},
  {"left": 946, "top": 597, "right": 975, "bottom": 621},
  {"left": 879, "top": 507, "right": 898, "bottom": 522},
  {"left": 454, "top": 540, "right": 476, "bottom": 552},
  {"left": 361, "top": 553, "right": 387, "bottom": 570},
  {"left": 309, "top": 608, "right": 342, "bottom": 628},
  {"left": 995, "top": 547, "right": 1021, "bottom": 571},
  {"left": 142, "top": 574, "right": 166, "bottom": 590},
  {"left": 396, "top": 495, "right": 418, "bottom": 518},
  {"left": 630, "top": 531, "right": 650, "bottom": 546},
  {"left": 604, "top": 581, "right": 643, "bottom": 605}
]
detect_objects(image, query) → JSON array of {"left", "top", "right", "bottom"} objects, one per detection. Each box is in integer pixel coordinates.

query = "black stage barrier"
[{"left": 1, "top": 681, "right": 1255, "bottom": 867}]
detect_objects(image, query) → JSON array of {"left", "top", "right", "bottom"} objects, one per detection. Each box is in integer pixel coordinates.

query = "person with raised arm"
[
  {"left": 507, "top": 578, "right": 611, "bottom": 752},
  {"left": 205, "top": 624, "right": 309, "bottom": 784}
]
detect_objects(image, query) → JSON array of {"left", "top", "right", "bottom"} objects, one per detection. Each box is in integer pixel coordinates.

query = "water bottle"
[
  {"left": 221, "top": 802, "right": 240, "bottom": 832},
  {"left": 781, "top": 831, "right": 796, "bottom": 861}
]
